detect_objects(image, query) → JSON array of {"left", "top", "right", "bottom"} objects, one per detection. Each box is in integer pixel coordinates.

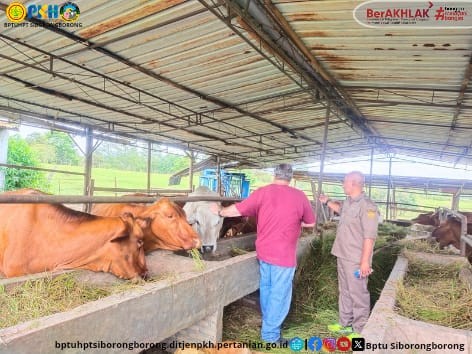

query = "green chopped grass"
[
  {"left": 223, "top": 223, "right": 404, "bottom": 353},
  {"left": 396, "top": 260, "right": 472, "bottom": 330},
  {"left": 189, "top": 248, "right": 206, "bottom": 271},
  {"left": 0, "top": 273, "right": 110, "bottom": 329}
]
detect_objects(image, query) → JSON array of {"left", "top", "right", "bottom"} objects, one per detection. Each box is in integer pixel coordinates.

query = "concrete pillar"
[
  {"left": 166, "top": 308, "right": 224, "bottom": 345},
  {"left": 452, "top": 189, "right": 461, "bottom": 211},
  {"left": 0, "top": 129, "right": 8, "bottom": 191}
]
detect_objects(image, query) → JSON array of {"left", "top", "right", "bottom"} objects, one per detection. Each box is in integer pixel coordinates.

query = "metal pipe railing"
[{"left": 0, "top": 195, "right": 242, "bottom": 204}]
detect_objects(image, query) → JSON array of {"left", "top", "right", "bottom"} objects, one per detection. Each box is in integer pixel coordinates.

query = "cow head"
[
  {"left": 140, "top": 198, "right": 201, "bottom": 251},
  {"left": 184, "top": 201, "right": 223, "bottom": 253},
  {"left": 411, "top": 212, "right": 440, "bottom": 226},
  {"left": 105, "top": 213, "right": 149, "bottom": 280},
  {"left": 432, "top": 221, "right": 461, "bottom": 250}
]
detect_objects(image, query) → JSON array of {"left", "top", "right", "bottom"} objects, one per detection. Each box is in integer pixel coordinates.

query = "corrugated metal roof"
[{"left": 0, "top": 0, "right": 471, "bottom": 167}]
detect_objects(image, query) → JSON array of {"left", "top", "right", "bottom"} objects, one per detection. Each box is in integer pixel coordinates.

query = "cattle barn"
[{"left": 1, "top": 0, "right": 472, "bottom": 352}]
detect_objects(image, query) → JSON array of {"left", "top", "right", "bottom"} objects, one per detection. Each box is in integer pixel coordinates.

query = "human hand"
[
  {"left": 319, "top": 194, "right": 329, "bottom": 204},
  {"left": 359, "top": 262, "right": 373, "bottom": 278}
]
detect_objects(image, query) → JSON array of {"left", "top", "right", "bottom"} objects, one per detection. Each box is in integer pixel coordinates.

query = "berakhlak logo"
[
  {"left": 6, "top": 2, "right": 27, "bottom": 23},
  {"left": 307, "top": 336, "right": 322, "bottom": 351},
  {"left": 60, "top": 2, "right": 80, "bottom": 22},
  {"left": 353, "top": 0, "right": 472, "bottom": 28},
  {"left": 289, "top": 337, "right": 304, "bottom": 352},
  {"left": 351, "top": 337, "right": 365, "bottom": 351},
  {"left": 336, "top": 337, "right": 351, "bottom": 352},
  {"left": 322, "top": 338, "right": 336, "bottom": 352}
]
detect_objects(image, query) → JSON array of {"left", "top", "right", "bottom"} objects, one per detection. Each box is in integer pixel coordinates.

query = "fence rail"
[
  {"left": 0, "top": 194, "right": 242, "bottom": 204},
  {"left": 92, "top": 186, "right": 191, "bottom": 194},
  {"left": 0, "top": 163, "right": 85, "bottom": 175}
]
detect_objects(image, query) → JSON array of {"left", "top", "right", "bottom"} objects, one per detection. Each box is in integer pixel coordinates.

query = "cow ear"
[
  {"left": 120, "top": 212, "right": 134, "bottom": 223},
  {"left": 110, "top": 234, "right": 129, "bottom": 243}
]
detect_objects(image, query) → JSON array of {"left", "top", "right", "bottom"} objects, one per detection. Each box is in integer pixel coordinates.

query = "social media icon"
[
  {"left": 337, "top": 337, "right": 351, "bottom": 352},
  {"left": 352, "top": 338, "right": 365, "bottom": 351},
  {"left": 289, "top": 337, "right": 304, "bottom": 352},
  {"left": 308, "top": 336, "right": 322, "bottom": 351},
  {"left": 322, "top": 338, "right": 336, "bottom": 352}
]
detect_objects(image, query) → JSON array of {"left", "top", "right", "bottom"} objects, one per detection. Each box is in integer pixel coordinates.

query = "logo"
[
  {"left": 307, "top": 336, "right": 323, "bottom": 351},
  {"left": 322, "top": 338, "right": 336, "bottom": 352},
  {"left": 60, "top": 2, "right": 80, "bottom": 22},
  {"left": 336, "top": 337, "right": 351, "bottom": 352},
  {"left": 289, "top": 337, "right": 304, "bottom": 352},
  {"left": 6, "top": 2, "right": 27, "bottom": 23},
  {"left": 353, "top": 1, "right": 472, "bottom": 28},
  {"left": 27, "top": 4, "right": 59, "bottom": 20},
  {"left": 351, "top": 337, "right": 365, "bottom": 351}
]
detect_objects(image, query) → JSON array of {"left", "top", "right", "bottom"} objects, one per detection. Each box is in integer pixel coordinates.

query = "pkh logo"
[{"left": 27, "top": 4, "right": 60, "bottom": 20}]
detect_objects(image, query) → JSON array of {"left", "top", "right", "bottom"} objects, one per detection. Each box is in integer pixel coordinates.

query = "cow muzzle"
[{"left": 202, "top": 245, "right": 214, "bottom": 253}]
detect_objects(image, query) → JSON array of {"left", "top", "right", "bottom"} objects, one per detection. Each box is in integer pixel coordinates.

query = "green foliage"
[
  {"left": 93, "top": 142, "right": 189, "bottom": 173},
  {"left": 26, "top": 131, "right": 79, "bottom": 165},
  {"left": 4, "top": 135, "right": 49, "bottom": 191}
]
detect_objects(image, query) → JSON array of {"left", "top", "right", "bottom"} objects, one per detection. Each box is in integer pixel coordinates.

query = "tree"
[
  {"left": 26, "top": 131, "right": 79, "bottom": 165},
  {"left": 4, "top": 135, "right": 49, "bottom": 191}
]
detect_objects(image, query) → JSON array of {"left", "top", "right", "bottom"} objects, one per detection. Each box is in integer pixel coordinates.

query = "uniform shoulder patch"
[{"left": 367, "top": 209, "right": 377, "bottom": 219}]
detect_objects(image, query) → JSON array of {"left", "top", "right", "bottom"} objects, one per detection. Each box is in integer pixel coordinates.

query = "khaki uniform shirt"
[{"left": 331, "top": 192, "right": 379, "bottom": 262}]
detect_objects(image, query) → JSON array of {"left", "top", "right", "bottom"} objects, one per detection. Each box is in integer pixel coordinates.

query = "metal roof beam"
[
  {"left": 367, "top": 118, "right": 472, "bottom": 130},
  {"left": 0, "top": 98, "right": 255, "bottom": 164},
  {"left": 0, "top": 34, "right": 291, "bottom": 152},
  {"left": 441, "top": 57, "right": 472, "bottom": 158},
  {"left": 11, "top": 15, "right": 318, "bottom": 146},
  {"left": 219, "top": 0, "right": 380, "bottom": 141}
]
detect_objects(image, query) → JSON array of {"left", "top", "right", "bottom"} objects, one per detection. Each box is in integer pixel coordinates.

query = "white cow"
[{"left": 183, "top": 186, "right": 224, "bottom": 253}]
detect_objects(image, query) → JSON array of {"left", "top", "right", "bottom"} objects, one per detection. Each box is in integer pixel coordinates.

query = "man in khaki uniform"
[{"left": 319, "top": 171, "right": 379, "bottom": 338}]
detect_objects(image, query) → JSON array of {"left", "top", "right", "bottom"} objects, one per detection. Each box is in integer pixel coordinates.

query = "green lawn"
[{"left": 41, "top": 164, "right": 191, "bottom": 195}]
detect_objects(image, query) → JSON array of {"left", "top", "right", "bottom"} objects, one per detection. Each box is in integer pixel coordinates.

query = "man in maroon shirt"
[{"left": 213, "top": 164, "right": 315, "bottom": 343}]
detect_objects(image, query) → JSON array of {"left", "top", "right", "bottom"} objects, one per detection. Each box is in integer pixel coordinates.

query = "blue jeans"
[{"left": 259, "top": 260, "right": 296, "bottom": 342}]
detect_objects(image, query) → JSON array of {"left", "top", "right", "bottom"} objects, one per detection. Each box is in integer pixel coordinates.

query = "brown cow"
[
  {"left": 91, "top": 198, "right": 201, "bottom": 252},
  {"left": 411, "top": 211, "right": 440, "bottom": 226},
  {"left": 221, "top": 216, "right": 257, "bottom": 238},
  {"left": 431, "top": 215, "right": 472, "bottom": 262},
  {"left": 0, "top": 189, "right": 148, "bottom": 280}
]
